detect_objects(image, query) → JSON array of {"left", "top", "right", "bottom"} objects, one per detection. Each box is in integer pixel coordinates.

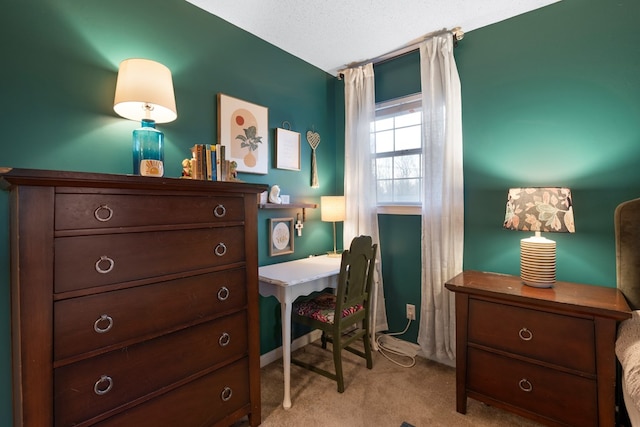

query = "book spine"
[
  {"left": 216, "top": 144, "right": 225, "bottom": 181},
  {"left": 205, "top": 144, "right": 213, "bottom": 181},
  {"left": 200, "top": 145, "right": 207, "bottom": 180},
  {"left": 210, "top": 145, "right": 217, "bottom": 181}
]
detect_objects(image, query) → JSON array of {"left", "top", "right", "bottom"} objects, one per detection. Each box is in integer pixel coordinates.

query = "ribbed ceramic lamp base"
[{"left": 520, "top": 236, "right": 556, "bottom": 288}]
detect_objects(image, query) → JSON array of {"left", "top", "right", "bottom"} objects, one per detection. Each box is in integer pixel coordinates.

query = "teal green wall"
[
  {"left": 374, "top": 0, "right": 640, "bottom": 343},
  {"left": 0, "top": 0, "right": 340, "bottom": 423}
]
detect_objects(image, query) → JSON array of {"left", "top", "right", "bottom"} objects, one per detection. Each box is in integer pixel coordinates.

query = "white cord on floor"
[{"left": 375, "top": 318, "right": 416, "bottom": 368}]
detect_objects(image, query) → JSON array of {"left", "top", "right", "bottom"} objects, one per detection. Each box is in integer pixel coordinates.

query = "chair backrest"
[
  {"left": 615, "top": 198, "right": 640, "bottom": 309},
  {"left": 334, "top": 235, "right": 378, "bottom": 318}
]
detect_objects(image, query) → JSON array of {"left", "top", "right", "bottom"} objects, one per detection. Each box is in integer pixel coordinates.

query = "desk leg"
[{"left": 281, "top": 300, "right": 292, "bottom": 409}]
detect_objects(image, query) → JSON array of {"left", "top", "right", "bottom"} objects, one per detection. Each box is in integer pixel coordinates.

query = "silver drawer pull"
[
  {"left": 213, "top": 204, "right": 227, "bottom": 218},
  {"left": 94, "top": 314, "right": 113, "bottom": 334},
  {"left": 518, "top": 378, "right": 533, "bottom": 392},
  {"left": 94, "top": 375, "right": 113, "bottom": 395},
  {"left": 214, "top": 243, "right": 227, "bottom": 257},
  {"left": 217, "top": 286, "right": 230, "bottom": 301},
  {"left": 95, "top": 256, "right": 115, "bottom": 274},
  {"left": 221, "top": 386, "right": 233, "bottom": 402},
  {"left": 518, "top": 327, "right": 533, "bottom": 341},
  {"left": 218, "top": 332, "right": 231, "bottom": 347},
  {"left": 94, "top": 205, "right": 114, "bottom": 222}
]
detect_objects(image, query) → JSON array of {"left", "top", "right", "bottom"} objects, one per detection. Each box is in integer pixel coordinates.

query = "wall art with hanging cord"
[{"left": 275, "top": 121, "right": 300, "bottom": 171}]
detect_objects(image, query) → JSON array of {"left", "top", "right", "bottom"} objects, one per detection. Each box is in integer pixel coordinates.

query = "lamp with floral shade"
[{"left": 503, "top": 187, "right": 575, "bottom": 288}]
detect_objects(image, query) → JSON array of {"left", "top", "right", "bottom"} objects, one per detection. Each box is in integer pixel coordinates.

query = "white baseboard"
[{"left": 260, "top": 330, "right": 323, "bottom": 367}]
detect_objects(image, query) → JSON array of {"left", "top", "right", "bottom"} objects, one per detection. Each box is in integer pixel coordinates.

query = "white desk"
[{"left": 258, "top": 255, "right": 341, "bottom": 409}]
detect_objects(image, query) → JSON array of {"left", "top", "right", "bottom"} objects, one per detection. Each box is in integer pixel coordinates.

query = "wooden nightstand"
[{"left": 445, "top": 271, "right": 631, "bottom": 427}]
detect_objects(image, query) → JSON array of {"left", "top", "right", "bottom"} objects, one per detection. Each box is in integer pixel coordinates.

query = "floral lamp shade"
[
  {"left": 504, "top": 187, "right": 575, "bottom": 234},
  {"left": 503, "top": 187, "right": 575, "bottom": 288}
]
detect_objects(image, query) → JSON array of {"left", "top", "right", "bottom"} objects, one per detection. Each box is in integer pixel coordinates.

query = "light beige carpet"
[{"left": 238, "top": 340, "right": 544, "bottom": 427}]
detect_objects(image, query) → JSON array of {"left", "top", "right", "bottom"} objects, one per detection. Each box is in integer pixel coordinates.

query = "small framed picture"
[
  {"left": 275, "top": 128, "right": 301, "bottom": 170},
  {"left": 269, "top": 217, "right": 294, "bottom": 256}
]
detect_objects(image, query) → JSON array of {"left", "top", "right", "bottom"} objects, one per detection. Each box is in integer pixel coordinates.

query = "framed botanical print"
[
  {"left": 217, "top": 93, "right": 269, "bottom": 174},
  {"left": 269, "top": 217, "right": 294, "bottom": 256}
]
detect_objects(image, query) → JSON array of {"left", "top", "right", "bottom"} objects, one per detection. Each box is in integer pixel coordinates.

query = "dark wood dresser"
[
  {"left": 445, "top": 270, "right": 631, "bottom": 427},
  {"left": 0, "top": 168, "right": 267, "bottom": 427}
]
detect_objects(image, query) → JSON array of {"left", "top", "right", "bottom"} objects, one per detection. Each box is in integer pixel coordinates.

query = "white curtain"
[
  {"left": 417, "top": 34, "right": 464, "bottom": 363},
  {"left": 342, "top": 63, "right": 389, "bottom": 344}
]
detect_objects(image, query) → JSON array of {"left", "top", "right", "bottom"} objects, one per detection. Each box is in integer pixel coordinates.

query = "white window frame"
[{"left": 373, "top": 93, "right": 422, "bottom": 215}]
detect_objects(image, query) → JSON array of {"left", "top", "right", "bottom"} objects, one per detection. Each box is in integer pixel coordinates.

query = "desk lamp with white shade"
[
  {"left": 321, "top": 196, "right": 345, "bottom": 257},
  {"left": 503, "top": 187, "right": 575, "bottom": 288}
]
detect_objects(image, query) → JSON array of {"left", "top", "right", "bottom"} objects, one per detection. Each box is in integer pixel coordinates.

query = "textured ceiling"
[{"left": 186, "top": 0, "right": 560, "bottom": 75}]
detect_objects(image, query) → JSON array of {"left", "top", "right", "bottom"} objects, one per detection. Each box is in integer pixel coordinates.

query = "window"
[{"left": 372, "top": 93, "right": 422, "bottom": 206}]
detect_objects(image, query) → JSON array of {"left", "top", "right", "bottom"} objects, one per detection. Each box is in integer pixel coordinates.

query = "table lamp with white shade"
[
  {"left": 113, "top": 58, "right": 177, "bottom": 177},
  {"left": 321, "top": 196, "right": 345, "bottom": 257},
  {"left": 503, "top": 187, "right": 575, "bottom": 288}
]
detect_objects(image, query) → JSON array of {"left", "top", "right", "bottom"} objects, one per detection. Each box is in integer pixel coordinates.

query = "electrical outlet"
[{"left": 406, "top": 304, "right": 416, "bottom": 320}]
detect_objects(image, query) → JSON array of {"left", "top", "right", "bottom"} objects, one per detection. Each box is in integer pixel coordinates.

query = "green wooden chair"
[{"left": 292, "top": 235, "right": 377, "bottom": 392}]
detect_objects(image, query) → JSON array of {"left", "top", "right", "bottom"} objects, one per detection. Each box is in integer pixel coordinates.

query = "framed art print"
[
  {"left": 269, "top": 217, "right": 294, "bottom": 256},
  {"left": 275, "top": 128, "right": 301, "bottom": 170},
  {"left": 217, "top": 93, "right": 269, "bottom": 174}
]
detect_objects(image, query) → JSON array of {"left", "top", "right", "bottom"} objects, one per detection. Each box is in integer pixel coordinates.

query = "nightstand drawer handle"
[
  {"left": 213, "top": 204, "right": 227, "bottom": 218},
  {"left": 221, "top": 386, "right": 233, "bottom": 402},
  {"left": 518, "top": 327, "right": 533, "bottom": 341},
  {"left": 94, "top": 375, "right": 113, "bottom": 395},
  {"left": 94, "top": 205, "right": 114, "bottom": 222},
  {"left": 518, "top": 378, "right": 533, "bottom": 392},
  {"left": 219, "top": 332, "right": 231, "bottom": 347},
  {"left": 94, "top": 314, "right": 113, "bottom": 334},
  {"left": 214, "top": 242, "right": 227, "bottom": 257},
  {"left": 217, "top": 286, "right": 230, "bottom": 301},
  {"left": 95, "top": 256, "right": 115, "bottom": 274}
]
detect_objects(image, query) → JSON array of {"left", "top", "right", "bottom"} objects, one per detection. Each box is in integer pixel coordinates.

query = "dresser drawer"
[
  {"left": 55, "top": 312, "right": 248, "bottom": 426},
  {"left": 468, "top": 298, "right": 595, "bottom": 373},
  {"left": 54, "top": 226, "right": 245, "bottom": 293},
  {"left": 54, "top": 268, "right": 246, "bottom": 361},
  {"left": 467, "top": 348, "right": 597, "bottom": 427},
  {"left": 55, "top": 193, "right": 244, "bottom": 230},
  {"left": 93, "top": 358, "right": 250, "bottom": 427}
]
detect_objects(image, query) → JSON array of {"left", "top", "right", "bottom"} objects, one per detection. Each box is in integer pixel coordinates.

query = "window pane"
[
  {"left": 376, "top": 157, "right": 392, "bottom": 180},
  {"left": 375, "top": 130, "right": 394, "bottom": 153},
  {"left": 395, "top": 125, "right": 421, "bottom": 151},
  {"left": 395, "top": 111, "right": 421, "bottom": 128},
  {"left": 393, "top": 154, "right": 421, "bottom": 179},
  {"left": 377, "top": 180, "right": 393, "bottom": 203},
  {"left": 394, "top": 178, "right": 421, "bottom": 203},
  {"left": 375, "top": 117, "right": 393, "bottom": 132}
]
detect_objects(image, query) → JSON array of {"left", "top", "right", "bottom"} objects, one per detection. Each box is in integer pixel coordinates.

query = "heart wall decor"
[{"left": 306, "top": 130, "right": 321, "bottom": 188}]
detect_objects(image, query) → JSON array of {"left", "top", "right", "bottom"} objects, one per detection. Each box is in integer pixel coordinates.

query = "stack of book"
[{"left": 189, "top": 144, "right": 233, "bottom": 181}]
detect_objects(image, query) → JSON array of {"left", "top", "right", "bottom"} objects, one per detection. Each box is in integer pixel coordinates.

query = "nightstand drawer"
[
  {"left": 467, "top": 347, "right": 597, "bottom": 427},
  {"left": 56, "top": 193, "right": 244, "bottom": 230},
  {"left": 55, "top": 312, "right": 248, "bottom": 426},
  {"left": 54, "top": 268, "right": 247, "bottom": 361},
  {"left": 468, "top": 298, "right": 595, "bottom": 373},
  {"left": 93, "top": 358, "right": 250, "bottom": 427},
  {"left": 54, "top": 226, "right": 245, "bottom": 292}
]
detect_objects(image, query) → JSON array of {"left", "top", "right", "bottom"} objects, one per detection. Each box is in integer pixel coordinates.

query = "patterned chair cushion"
[{"left": 294, "top": 293, "right": 363, "bottom": 324}]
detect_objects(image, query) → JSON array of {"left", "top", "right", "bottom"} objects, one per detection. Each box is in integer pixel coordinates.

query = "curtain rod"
[{"left": 337, "top": 27, "right": 464, "bottom": 79}]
